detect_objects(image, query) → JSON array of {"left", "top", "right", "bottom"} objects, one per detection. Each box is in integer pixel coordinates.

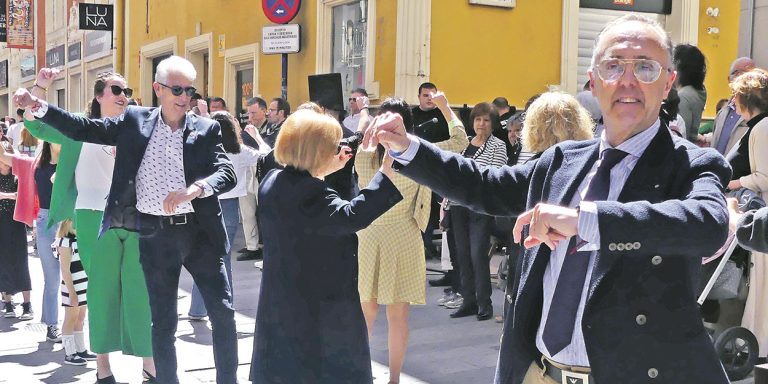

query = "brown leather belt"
[{"left": 541, "top": 356, "right": 594, "bottom": 384}]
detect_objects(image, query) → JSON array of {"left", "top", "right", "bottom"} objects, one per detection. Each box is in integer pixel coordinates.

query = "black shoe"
[
  {"left": 477, "top": 304, "right": 493, "bottom": 321},
  {"left": 96, "top": 374, "right": 117, "bottom": 384},
  {"left": 236, "top": 249, "right": 263, "bottom": 261},
  {"left": 237, "top": 247, "right": 248, "bottom": 254},
  {"left": 425, "top": 246, "right": 440, "bottom": 260},
  {"left": 450, "top": 304, "right": 478, "bottom": 318},
  {"left": 429, "top": 274, "right": 452, "bottom": 287}
]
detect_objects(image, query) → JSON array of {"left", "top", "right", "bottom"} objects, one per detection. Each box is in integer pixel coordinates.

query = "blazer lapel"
[
  {"left": 588, "top": 126, "right": 674, "bottom": 300},
  {"left": 545, "top": 143, "right": 600, "bottom": 206}
]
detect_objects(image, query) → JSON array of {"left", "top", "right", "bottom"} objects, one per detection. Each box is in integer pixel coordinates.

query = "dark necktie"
[{"left": 542, "top": 148, "right": 628, "bottom": 356}]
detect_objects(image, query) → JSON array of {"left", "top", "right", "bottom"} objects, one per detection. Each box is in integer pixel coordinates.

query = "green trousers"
[{"left": 75, "top": 209, "right": 153, "bottom": 356}]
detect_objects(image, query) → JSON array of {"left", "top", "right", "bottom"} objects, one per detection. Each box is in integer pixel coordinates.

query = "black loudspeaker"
[{"left": 308, "top": 73, "right": 344, "bottom": 112}]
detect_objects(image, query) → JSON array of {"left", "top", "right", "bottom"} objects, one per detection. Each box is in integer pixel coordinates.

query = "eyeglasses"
[
  {"left": 594, "top": 59, "right": 670, "bottom": 84},
  {"left": 157, "top": 82, "right": 197, "bottom": 97},
  {"left": 110, "top": 85, "right": 133, "bottom": 98}
]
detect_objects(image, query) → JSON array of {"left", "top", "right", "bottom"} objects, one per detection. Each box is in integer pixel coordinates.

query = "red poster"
[{"left": 6, "top": 0, "right": 34, "bottom": 49}]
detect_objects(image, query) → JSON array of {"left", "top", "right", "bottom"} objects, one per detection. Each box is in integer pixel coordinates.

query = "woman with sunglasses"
[{"left": 24, "top": 68, "right": 155, "bottom": 383}]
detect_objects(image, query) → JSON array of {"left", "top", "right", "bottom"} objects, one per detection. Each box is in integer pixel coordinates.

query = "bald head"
[{"left": 729, "top": 57, "right": 756, "bottom": 82}]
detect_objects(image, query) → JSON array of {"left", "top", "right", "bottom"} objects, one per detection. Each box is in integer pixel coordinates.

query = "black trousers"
[
  {"left": 138, "top": 213, "right": 238, "bottom": 384},
  {"left": 450, "top": 205, "right": 494, "bottom": 308}
]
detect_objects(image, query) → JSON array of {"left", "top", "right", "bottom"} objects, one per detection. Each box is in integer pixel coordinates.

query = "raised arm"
[{"left": 430, "top": 92, "right": 469, "bottom": 153}]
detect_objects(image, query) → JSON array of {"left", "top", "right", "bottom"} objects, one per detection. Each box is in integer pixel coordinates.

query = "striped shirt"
[
  {"left": 53, "top": 236, "right": 88, "bottom": 307},
  {"left": 535, "top": 119, "right": 661, "bottom": 367}
]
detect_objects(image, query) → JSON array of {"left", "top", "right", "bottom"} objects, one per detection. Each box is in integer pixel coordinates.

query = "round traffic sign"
[{"left": 262, "top": 0, "right": 302, "bottom": 24}]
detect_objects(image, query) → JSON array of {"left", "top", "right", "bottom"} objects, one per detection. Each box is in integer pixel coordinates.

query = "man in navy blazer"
[
  {"left": 15, "top": 56, "right": 238, "bottom": 383},
  {"left": 370, "top": 15, "right": 731, "bottom": 384}
]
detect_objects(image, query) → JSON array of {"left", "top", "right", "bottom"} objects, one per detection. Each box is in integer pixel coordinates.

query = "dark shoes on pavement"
[
  {"left": 236, "top": 249, "right": 263, "bottom": 261},
  {"left": 428, "top": 274, "right": 452, "bottom": 287},
  {"left": 477, "top": 304, "right": 493, "bottom": 321},
  {"left": 46, "top": 325, "right": 62, "bottom": 343},
  {"left": 450, "top": 304, "right": 478, "bottom": 318},
  {"left": 96, "top": 374, "right": 117, "bottom": 384}
]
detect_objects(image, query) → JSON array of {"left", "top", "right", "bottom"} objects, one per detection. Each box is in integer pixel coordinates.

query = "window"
[
  {"left": 235, "top": 65, "right": 254, "bottom": 127},
  {"left": 331, "top": 1, "right": 368, "bottom": 97}
]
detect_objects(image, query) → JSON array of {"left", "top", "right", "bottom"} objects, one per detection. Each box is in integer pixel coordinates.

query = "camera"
[{"left": 338, "top": 131, "right": 363, "bottom": 153}]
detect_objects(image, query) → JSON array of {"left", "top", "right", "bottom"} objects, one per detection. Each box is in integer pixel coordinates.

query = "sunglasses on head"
[
  {"left": 157, "top": 82, "right": 197, "bottom": 97},
  {"left": 110, "top": 85, "right": 133, "bottom": 98}
]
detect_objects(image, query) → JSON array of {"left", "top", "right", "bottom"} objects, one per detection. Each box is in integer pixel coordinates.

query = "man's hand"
[
  {"left": 163, "top": 185, "right": 203, "bottom": 214},
  {"left": 13, "top": 88, "right": 41, "bottom": 110},
  {"left": 35, "top": 68, "right": 61, "bottom": 90},
  {"left": 727, "top": 197, "right": 743, "bottom": 233},
  {"left": 354, "top": 96, "right": 369, "bottom": 111},
  {"left": 368, "top": 112, "right": 410, "bottom": 153},
  {"left": 513, "top": 203, "right": 579, "bottom": 250}
]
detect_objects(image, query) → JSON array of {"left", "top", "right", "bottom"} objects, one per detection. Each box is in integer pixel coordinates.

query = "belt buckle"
[
  {"left": 172, "top": 214, "right": 187, "bottom": 225},
  {"left": 561, "top": 371, "right": 590, "bottom": 384}
]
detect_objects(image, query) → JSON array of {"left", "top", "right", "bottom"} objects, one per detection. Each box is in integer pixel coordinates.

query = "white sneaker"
[
  {"left": 444, "top": 294, "right": 464, "bottom": 309},
  {"left": 437, "top": 291, "right": 457, "bottom": 306}
]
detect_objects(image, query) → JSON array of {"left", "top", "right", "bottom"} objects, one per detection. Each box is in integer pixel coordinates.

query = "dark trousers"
[
  {"left": 450, "top": 205, "right": 493, "bottom": 308},
  {"left": 422, "top": 193, "right": 441, "bottom": 256},
  {"left": 138, "top": 213, "right": 238, "bottom": 384}
]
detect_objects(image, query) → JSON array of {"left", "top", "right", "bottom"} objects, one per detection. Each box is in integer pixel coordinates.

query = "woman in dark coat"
[{"left": 250, "top": 109, "right": 402, "bottom": 384}]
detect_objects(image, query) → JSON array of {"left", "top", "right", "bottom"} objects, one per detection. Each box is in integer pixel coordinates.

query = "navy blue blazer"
[
  {"left": 396, "top": 126, "right": 732, "bottom": 384},
  {"left": 37, "top": 105, "right": 236, "bottom": 254},
  {"left": 251, "top": 167, "right": 402, "bottom": 384}
]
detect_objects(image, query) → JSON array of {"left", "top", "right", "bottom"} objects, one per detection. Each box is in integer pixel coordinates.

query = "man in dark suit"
[
  {"left": 14, "top": 56, "right": 239, "bottom": 384},
  {"left": 370, "top": 15, "right": 730, "bottom": 384}
]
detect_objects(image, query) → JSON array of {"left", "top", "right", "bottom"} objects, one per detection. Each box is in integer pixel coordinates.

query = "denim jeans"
[
  {"left": 36, "top": 209, "right": 60, "bottom": 326},
  {"left": 138, "top": 212, "right": 238, "bottom": 384},
  {"left": 189, "top": 198, "right": 239, "bottom": 317}
]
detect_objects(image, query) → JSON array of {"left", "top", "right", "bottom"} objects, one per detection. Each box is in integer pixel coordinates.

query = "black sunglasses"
[
  {"left": 110, "top": 85, "right": 133, "bottom": 98},
  {"left": 157, "top": 82, "right": 197, "bottom": 97}
]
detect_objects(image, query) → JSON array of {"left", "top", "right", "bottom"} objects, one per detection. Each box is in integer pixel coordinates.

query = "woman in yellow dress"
[{"left": 356, "top": 96, "right": 467, "bottom": 383}]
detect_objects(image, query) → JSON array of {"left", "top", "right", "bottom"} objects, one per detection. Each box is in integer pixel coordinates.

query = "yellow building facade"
[{"left": 114, "top": 0, "right": 741, "bottom": 122}]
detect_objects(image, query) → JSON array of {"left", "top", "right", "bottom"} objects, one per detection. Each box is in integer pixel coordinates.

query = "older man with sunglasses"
[
  {"left": 13, "top": 55, "right": 239, "bottom": 384},
  {"left": 370, "top": 14, "right": 731, "bottom": 384}
]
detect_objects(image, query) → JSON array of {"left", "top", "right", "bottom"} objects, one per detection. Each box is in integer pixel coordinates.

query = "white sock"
[
  {"left": 62, "top": 334, "right": 77, "bottom": 356},
  {"left": 73, "top": 331, "right": 87, "bottom": 353}
]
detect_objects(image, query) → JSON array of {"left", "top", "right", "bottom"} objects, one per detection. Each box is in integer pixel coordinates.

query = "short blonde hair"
[
  {"left": 730, "top": 68, "right": 768, "bottom": 115},
  {"left": 274, "top": 109, "right": 342, "bottom": 174},
  {"left": 522, "top": 92, "right": 595, "bottom": 153},
  {"left": 57, "top": 219, "right": 76, "bottom": 238}
]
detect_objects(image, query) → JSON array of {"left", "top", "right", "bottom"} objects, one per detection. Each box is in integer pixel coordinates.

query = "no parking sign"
[{"left": 262, "top": 0, "right": 301, "bottom": 24}]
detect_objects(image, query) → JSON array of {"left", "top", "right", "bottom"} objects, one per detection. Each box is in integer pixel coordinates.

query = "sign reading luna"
[{"left": 79, "top": 3, "right": 114, "bottom": 31}]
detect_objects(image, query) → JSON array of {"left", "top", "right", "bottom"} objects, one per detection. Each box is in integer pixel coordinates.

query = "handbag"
[{"left": 707, "top": 260, "right": 744, "bottom": 300}]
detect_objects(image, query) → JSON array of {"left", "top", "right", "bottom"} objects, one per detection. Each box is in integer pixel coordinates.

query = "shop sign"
[
  {"left": 579, "top": 0, "right": 672, "bottom": 14},
  {"left": 84, "top": 30, "right": 112, "bottom": 59},
  {"left": 262, "top": 0, "right": 301, "bottom": 24},
  {"left": 0, "top": 1, "right": 7, "bottom": 43},
  {"left": 79, "top": 3, "right": 113, "bottom": 31},
  {"left": 68, "top": 42, "right": 82, "bottom": 63},
  {"left": 6, "top": 0, "right": 34, "bottom": 49},
  {"left": 0, "top": 60, "right": 8, "bottom": 88},
  {"left": 262, "top": 24, "right": 301, "bottom": 54},
  {"left": 46, "top": 44, "right": 66, "bottom": 68}
]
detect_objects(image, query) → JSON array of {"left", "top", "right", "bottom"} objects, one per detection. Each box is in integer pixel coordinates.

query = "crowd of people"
[{"left": 2, "top": 12, "right": 768, "bottom": 384}]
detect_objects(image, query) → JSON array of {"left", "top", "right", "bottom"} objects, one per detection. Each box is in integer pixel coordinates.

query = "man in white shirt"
[{"left": 342, "top": 88, "right": 368, "bottom": 132}]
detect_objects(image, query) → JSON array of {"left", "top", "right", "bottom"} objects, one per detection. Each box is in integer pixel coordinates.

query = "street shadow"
[
  {"left": 176, "top": 320, "right": 254, "bottom": 346},
  {"left": 0, "top": 342, "right": 93, "bottom": 383}
]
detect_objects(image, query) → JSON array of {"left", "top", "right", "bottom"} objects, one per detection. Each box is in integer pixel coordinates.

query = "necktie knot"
[{"left": 600, "top": 148, "right": 629, "bottom": 170}]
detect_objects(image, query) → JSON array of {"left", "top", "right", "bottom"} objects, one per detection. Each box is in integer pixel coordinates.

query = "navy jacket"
[
  {"left": 396, "top": 126, "right": 732, "bottom": 384},
  {"left": 37, "top": 105, "right": 235, "bottom": 254},
  {"left": 250, "top": 167, "right": 401, "bottom": 384}
]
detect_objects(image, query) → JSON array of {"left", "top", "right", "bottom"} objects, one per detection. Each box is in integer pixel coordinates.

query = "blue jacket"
[
  {"left": 250, "top": 167, "right": 401, "bottom": 384},
  {"left": 396, "top": 126, "right": 731, "bottom": 384},
  {"left": 36, "top": 105, "right": 235, "bottom": 254}
]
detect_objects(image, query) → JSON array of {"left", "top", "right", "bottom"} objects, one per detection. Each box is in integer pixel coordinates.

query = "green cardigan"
[{"left": 24, "top": 117, "right": 85, "bottom": 229}]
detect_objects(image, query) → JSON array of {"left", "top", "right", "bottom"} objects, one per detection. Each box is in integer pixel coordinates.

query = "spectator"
[
  {"left": 711, "top": 57, "right": 757, "bottom": 155},
  {"left": 6, "top": 109, "right": 25, "bottom": 146},
  {"left": 209, "top": 96, "right": 228, "bottom": 112},
  {"left": 725, "top": 68, "right": 768, "bottom": 360},
  {"left": 662, "top": 87, "right": 686, "bottom": 137},
  {"left": 342, "top": 88, "right": 368, "bottom": 131},
  {"left": 576, "top": 80, "right": 602, "bottom": 123},
  {"left": 492, "top": 97, "right": 517, "bottom": 162},
  {"left": 264, "top": 97, "right": 290, "bottom": 147},
  {"left": 698, "top": 98, "right": 729, "bottom": 137},
  {"left": 673, "top": 44, "right": 707, "bottom": 142},
  {"left": 17, "top": 128, "right": 38, "bottom": 157}
]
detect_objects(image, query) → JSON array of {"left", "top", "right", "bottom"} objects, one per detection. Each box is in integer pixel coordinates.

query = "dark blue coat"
[
  {"left": 36, "top": 105, "right": 236, "bottom": 254},
  {"left": 250, "top": 167, "right": 402, "bottom": 384},
  {"left": 396, "top": 126, "right": 732, "bottom": 384}
]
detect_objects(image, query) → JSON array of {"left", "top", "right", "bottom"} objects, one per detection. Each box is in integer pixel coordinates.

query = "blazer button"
[
  {"left": 128, "top": 180, "right": 134, "bottom": 185},
  {"left": 608, "top": 243, "right": 617, "bottom": 251},
  {"left": 624, "top": 242, "right": 634, "bottom": 251},
  {"left": 633, "top": 242, "right": 641, "bottom": 250},
  {"left": 636, "top": 314, "right": 647, "bottom": 325},
  {"left": 651, "top": 255, "right": 663, "bottom": 265},
  {"left": 648, "top": 368, "right": 659, "bottom": 378},
  {"left": 616, "top": 243, "right": 625, "bottom": 251}
]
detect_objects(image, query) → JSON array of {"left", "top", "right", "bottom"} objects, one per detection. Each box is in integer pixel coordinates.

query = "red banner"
[{"left": 5, "top": 0, "right": 33, "bottom": 49}]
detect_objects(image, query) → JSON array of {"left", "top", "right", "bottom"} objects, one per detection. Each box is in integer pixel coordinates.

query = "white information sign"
[{"left": 262, "top": 24, "right": 301, "bottom": 54}]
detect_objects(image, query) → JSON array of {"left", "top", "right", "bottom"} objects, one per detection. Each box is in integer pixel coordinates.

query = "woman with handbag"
[{"left": 726, "top": 68, "right": 768, "bottom": 359}]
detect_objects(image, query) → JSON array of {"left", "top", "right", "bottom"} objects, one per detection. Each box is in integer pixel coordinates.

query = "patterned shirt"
[{"left": 136, "top": 112, "right": 194, "bottom": 215}]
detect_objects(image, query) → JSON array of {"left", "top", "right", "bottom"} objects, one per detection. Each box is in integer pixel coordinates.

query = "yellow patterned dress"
[{"left": 356, "top": 149, "right": 431, "bottom": 305}]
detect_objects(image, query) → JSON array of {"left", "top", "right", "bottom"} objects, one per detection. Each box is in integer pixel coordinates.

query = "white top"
[
  {"left": 75, "top": 143, "right": 115, "bottom": 211},
  {"left": 7, "top": 122, "right": 23, "bottom": 147},
  {"left": 343, "top": 113, "right": 361, "bottom": 132},
  {"left": 219, "top": 144, "right": 266, "bottom": 200}
]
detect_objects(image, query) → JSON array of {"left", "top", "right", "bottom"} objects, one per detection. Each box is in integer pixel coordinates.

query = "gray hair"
[
  {"left": 154, "top": 55, "right": 197, "bottom": 83},
  {"left": 590, "top": 14, "right": 674, "bottom": 69}
]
